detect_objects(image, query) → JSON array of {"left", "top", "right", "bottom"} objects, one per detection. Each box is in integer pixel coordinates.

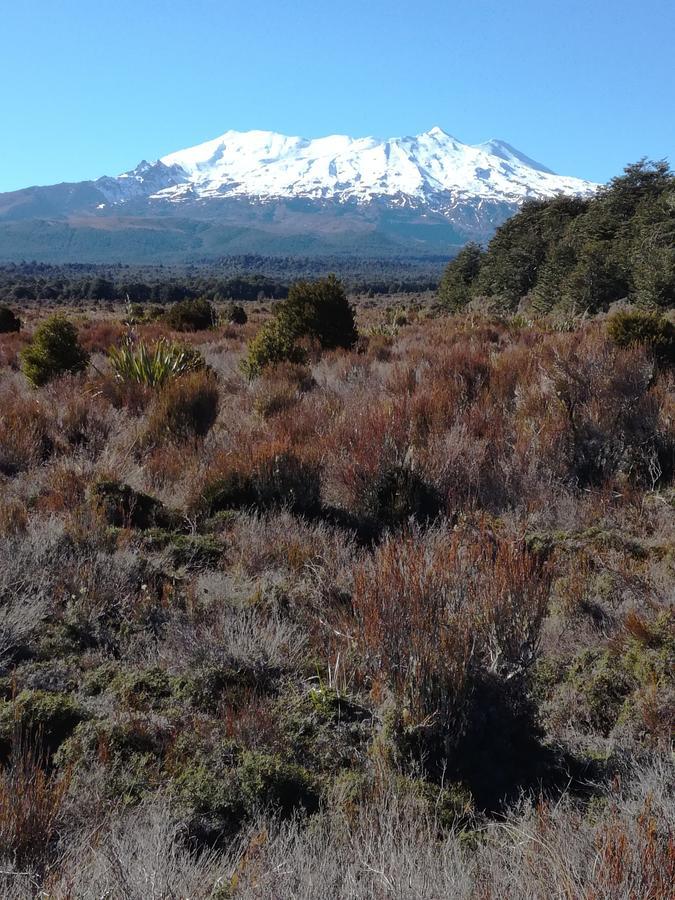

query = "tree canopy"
[{"left": 438, "top": 160, "right": 675, "bottom": 315}]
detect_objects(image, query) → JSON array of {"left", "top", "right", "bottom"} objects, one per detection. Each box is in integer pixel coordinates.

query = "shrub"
[
  {"left": 544, "top": 335, "right": 672, "bottom": 487},
  {"left": 0, "top": 736, "right": 71, "bottom": 874},
  {"left": 163, "top": 298, "right": 215, "bottom": 331},
  {"left": 57, "top": 391, "right": 112, "bottom": 453},
  {"left": 0, "top": 306, "right": 20, "bottom": 334},
  {"left": 92, "top": 480, "right": 180, "bottom": 529},
  {"left": 222, "top": 303, "right": 248, "bottom": 325},
  {"left": 144, "top": 370, "right": 220, "bottom": 444},
  {"left": 241, "top": 316, "right": 308, "bottom": 379},
  {"left": 79, "top": 319, "right": 125, "bottom": 353},
  {"left": 0, "top": 389, "right": 55, "bottom": 476},
  {"left": 174, "top": 744, "right": 319, "bottom": 843},
  {"left": 438, "top": 242, "right": 484, "bottom": 312},
  {"left": 607, "top": 309, "right": 675, "bottom": 366},
  {"left": 197, "top": 449, "right": 321, "bottom": 517},
  {"left": 277, "top": 274, "right": 357, "bottom": 351},
  {"left": 363, "top": 464, "right": 443, "bottom": 531},
  {"left": 45, "top": 801, "right": 229, "bottom": 898},
  {"left": 242, "top": 275, "right": 357, "bottom": 378},
  {"left": 0, "top": 691, "right": 86, "bottom": 759},
  {"left": 353, "top": 526, "right": 551, "bottom": 776},
  {"left": 20, "top": 316, "right": 89, "bottom": 386},
  {"left": 56, "top": 717, "right": 168, "bottom": 803},
  {"left": 142, "top": 530, "right": 223, "bottom": 569},
  {"left": 544, "top": 610, "right": 674, "bottom": 744},
  {"left": 108, "top": 338, "right": 205, "bottom": 387},
  {"left": 237, "top": 750, "right": 320, "bottom": 817},
  {"left": 252, "top": 362, "right": 313, "bottom": 419}
]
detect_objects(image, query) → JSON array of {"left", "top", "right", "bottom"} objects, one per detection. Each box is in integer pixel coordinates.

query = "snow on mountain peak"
[{"left": 102, "top": 127, "right": 597, "bottom": 210}]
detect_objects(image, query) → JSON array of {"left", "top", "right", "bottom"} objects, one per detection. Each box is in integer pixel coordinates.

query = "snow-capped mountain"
[
  {"left": 95, "top": 127, "right": 596, "bottom": 210},
  {"left": 0, "top": 127, "right": 598, "bottom": 263}
]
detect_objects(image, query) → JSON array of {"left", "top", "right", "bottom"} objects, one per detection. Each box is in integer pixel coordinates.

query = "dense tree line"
[
  {"left": 439, "top": 160, "right": 675, "bottom": 313},
  {"left": 0, "top": 270, "right": 289, "bottom": 305},
  {"left": 0, "top": 255, "right": 443, "bottom": 305}
]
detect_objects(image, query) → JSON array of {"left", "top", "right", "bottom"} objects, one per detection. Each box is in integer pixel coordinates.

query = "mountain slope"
[{"left": 0, "top": 128, "right": 597, "bottom": 263}]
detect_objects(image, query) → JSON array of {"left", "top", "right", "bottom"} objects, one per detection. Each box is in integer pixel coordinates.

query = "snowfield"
[{"left": 97, "top": 127, "right": 598, "bottom": 210}]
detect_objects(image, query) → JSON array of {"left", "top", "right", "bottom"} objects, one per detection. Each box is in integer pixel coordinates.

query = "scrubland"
[{"left": 0, "top": 298, "right": 673, "bottom": 898}]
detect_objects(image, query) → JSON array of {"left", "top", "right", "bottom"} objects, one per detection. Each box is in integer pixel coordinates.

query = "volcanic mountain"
[{"left": 0, "top": 128, "right": 597, "bottom": 263}]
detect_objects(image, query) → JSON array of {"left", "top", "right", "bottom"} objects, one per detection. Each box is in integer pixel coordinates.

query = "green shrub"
[
  {"left": 546, "top": 611, "right": 675, "bottom": 742},
  {"left": 128, "top": 303, "right": 146, "bottom": 323},
  {"left": 56, "top": 718, "right": 167, "bottom": 803},
  {"left": 276, "top": 274, "right": 357, "bottom": 351},
  {"left": 164, "top": 298, "right": 215, "bottom": 331},
  {"left": 391, "top": 307, "right": 409, "bottom": 328},
  {"left": 222, "top": 303, "right": 248, "bottom": 325},
  {"left": 242, "top": 275, "right": 356, "bottom": 378},
  {"left": 108, "top": 338, "right": 205, "bottom": 387},
  {"left": 237, "top": 751, "right": 320, "bottom": 816},
  {"left": 141, "top": 530, "right": 223, "bottom": 569},
  {"left": 607, "top": 309, "right": 675, "bottom": 366},
  {"left": 144, "top": 370, "right": 220, "bottom": 444},
  {"left": 107, "top": 667, "right": 185, "bottom": 711},
  {"left": 20, "top": 316, "right": 89, "bottom": 386},
  {"left": 241, "top": 317, "right": 308, "bottom": 379},
  {"left": 174, "top": 744, "right": 319, "bottom": 844},
  {"left": 0, "top": 305, "right": 21, "bottom": 333},
  {"left": 0, "top": 690, "right": 86, "bottom": 758},
  {"left": 277, "top": 688, "right": 374, "bottom": 775}
]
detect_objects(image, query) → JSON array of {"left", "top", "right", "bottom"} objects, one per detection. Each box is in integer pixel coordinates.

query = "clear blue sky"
[{"left": 1, "top": 0, "right": 673, "bottom": 192}]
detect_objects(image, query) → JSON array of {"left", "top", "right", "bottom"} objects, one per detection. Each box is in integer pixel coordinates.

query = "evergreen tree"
[
  {"left": 457, "top": 160, "right": 674, "bottom": 315},
  {"left": 438, "top": 242, "right": 483, "bottom": 311}
]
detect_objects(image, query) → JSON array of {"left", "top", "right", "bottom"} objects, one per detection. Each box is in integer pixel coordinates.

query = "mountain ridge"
[{"left": 0, "top": 128, "right": 598, "bottom": 263}]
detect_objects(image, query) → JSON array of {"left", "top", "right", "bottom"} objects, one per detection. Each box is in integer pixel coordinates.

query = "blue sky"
[{"left": 1, "top": 0, "right": 673, "bottom": 192}]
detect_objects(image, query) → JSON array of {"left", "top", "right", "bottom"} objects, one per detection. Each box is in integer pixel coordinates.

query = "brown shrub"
[
  {"left": 0, "top": 497, "right": 28, "bottom": 537},
  {"left": 0, "top": 388, "right": 57, "bottom": 475},
  {"left": 352, "top": 525, "right": 551, "bottom": 746},
  {"left": 538, "top": 334, "right": 669, "bottom": 487},
  {"left": 144, "top": 443, "right": 202, "bottom": 490},
  {"left": 362, "top": 332, "right": 394, "bottom": 361},
  {"left": 143, "top": 370, "right": 220, "bottom": 446},
  {"left": 95, "top": 370, "right": 153, "bottom": 413},
  {"left": 192, "top": 439, "right": 321, "bottom": 518},
  {"left": 591, "top": 795, "right": 675, "bottom": 899},
  {"left": 35, "top": 464, "right": 88, "bottom": 515},
  {"left": 79, "top": 319, "right": 126, "bottom": 354},
  {"left": 0, "top": 735, "right": 71, "bottom": 874},
  {"left": 0, "top": 331, "right": 31, "bottom": 370},
  {"left": 252, "top": 362, "right": 313, "bottom": 420},
  {"left": 54, "top": 387, "right": 114, "bottom": 455}
]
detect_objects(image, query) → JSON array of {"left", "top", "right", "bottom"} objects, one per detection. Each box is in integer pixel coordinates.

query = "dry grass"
[
  {"left": 351, "top": 524, "right": 551, "bottom": 746},
  {"left": 0, "top": 300, "right": 672, "bottom": 895},
  {"left": 0, "top": 734, "right": 71, "bottom": 880}
]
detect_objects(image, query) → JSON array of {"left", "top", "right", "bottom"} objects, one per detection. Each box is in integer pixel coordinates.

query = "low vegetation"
[
  {"left": 0, "top": 265, "right": 673, "bottom": 896},
  {"left": 108, "top": 338, "right": 205, "bottom": 387}
]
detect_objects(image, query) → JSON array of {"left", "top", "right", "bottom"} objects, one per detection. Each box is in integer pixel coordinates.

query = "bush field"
[{"left": 0, "top": 287, "right": 673, "bottom": 897}]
